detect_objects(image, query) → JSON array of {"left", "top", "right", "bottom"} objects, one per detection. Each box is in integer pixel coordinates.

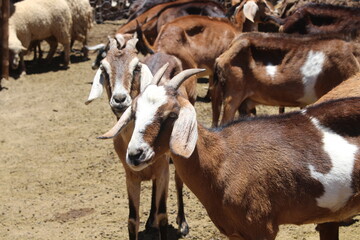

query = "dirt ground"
[{"left": 1, "top": 20, "right": 360, "bottom": 240}]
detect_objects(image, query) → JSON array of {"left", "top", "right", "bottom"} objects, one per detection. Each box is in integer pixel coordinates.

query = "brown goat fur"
[
  {"left": 315, "top": 72, "right": 360, "bottom": 104},
  {"left": 213, "top": 32, "right": 360, "bottom": 126},
  {"left": 90, "top": 0, "right": 226, "bottom": 69},
  {"left": 102, "top": 70, "right": 360, "bottom": 239},
  {"left": 275, "top": 3, "right": 360, "bottom": 35}
]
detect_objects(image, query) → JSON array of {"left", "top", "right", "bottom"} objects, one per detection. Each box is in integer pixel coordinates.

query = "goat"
[
  {"left": 137, "top": 15, "right": 241, "bottom": 113},
  {"left": 89, "top": 0, "right": 225, "bottom": 70},
  {"left": 310, "top": 72, "right": 360, "bottom": 239},
  {"left": 213, "top": 32, "right": 360, "bottom": 127},
  {"left": 99, "top": 67, "right": 360, "bottom": 240},
  {"left": 86, "top": 37, "right": 193, "bottom": 239},
  {"left": 137, "top": 0, "right": 274, "bottom": 103},
  {"left": 266, "top": 3, "right": 360, "bottom": 35},
  {"left": 273, "top": 0, "right": 360, "bottom": 19}
]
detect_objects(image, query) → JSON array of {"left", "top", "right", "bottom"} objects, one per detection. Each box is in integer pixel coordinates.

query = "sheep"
[
  {"left": 65, "top": 0, "right": 93, "bottom": 58},
  {"left": 212, "top": 32, "right": 360, "bottom": 127},
  {"left": 99, "top": 66, "right": 360, "bottom": 240},
  {"left": 9, "top": 0, "right": 72, "bottom": 74},
  {"left": 86, "top": 36, "right": 193, "bottom": 238}
]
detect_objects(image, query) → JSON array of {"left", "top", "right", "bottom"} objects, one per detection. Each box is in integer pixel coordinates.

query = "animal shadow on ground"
[
  {"left": 196, "top": 77, "right": 211, "bottom": 103},
  {"left": 138, "top": 224, "right": 181, "bottom": 240},
  {"left": 10, "top": 53, "right": 89, "bottom": 78}
]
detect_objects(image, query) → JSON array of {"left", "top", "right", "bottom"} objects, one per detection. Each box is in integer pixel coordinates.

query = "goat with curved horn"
[
  {"left": 151, "top": 62, "right": 169, "bottom": 85},
  {"left": 98, "top": 106, "right": 132, "bottom": 139},
  {"left": 166, "top": 68, "right": 206, "bottom": 90}
]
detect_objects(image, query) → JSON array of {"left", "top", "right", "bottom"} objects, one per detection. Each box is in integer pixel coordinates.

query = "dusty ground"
[{"left": 1, "top": 20, "right": 360, "bottom": 240}]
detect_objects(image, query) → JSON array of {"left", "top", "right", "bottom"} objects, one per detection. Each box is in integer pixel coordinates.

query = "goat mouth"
[
  {"left": 126, "top": 151, "right": 155, "bottom": 171},
  {"left": 112, "top": 106, "right": 128, "bottom": 116},
  {"left": 127, "top": 158, "right": 154, "bottom": 171}
]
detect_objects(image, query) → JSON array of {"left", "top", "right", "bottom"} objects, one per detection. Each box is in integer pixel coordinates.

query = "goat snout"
[
  {"left": 110, "top": 93, "right": 131, "bottom": 111},
  {"left": 128, "top": 149, "right": 144, "bottom": 164},
  {"left": 126, "top": 146, "right": 154, "bottom": 171}
]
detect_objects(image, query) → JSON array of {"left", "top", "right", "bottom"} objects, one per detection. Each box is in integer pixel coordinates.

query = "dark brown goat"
[{"left": 268, "top": 3, "right": 360, "bottom": 35}]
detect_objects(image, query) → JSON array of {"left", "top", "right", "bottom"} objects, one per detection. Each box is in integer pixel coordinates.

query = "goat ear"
[
  {"left": 85, "top": 68, "right": 104, "bottom": 105},
  {"left": 170, "top": 99, "right": 198, "bottom": 158},
  {"left": 139, "top": 63, "right": 154, "bottom": 92},
  {"left": 125, "top": 37, "right": 139, "bottom": 50},
  {"left": 243, "top": 1, "right": 259, "bottom": 22},
  {"left": 115, "top": 33, "right": 126, "bottom": 48},
  {"left": 109, "top": 36, "right": 118, "bottom": 50}
]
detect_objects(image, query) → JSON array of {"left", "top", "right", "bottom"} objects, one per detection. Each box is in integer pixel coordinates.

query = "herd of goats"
[{"left": 7, "top": 0, "right": 360, "bottom": 239}]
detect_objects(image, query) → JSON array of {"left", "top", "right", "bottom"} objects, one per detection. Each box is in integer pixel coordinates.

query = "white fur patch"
[
  {"left": 128, "top": 57, "right": 139, "bottom": 76},
  {"left": 298, "top": 51, "right": 326, "bottom": 104},
  {"left": 309, "top": 117, "right": 358, "bottom": 211},
  {"left": 266, "top": 65, "right": 277, "bottom": 79},
  {"left": 127, "top": 85, "right": 168, "bottom": 161},
  {"left": 101, "top": 59, "right": 111, "bottom": 77}
]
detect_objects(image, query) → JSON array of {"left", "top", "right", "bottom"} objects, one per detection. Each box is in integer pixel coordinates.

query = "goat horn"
[
  {"left": 85, "top": 43, "right": 106, "bottom": 51},
  {"left": 109, "top": 36, "right": 118, "bottom": 50},
  {"left": 98, "top": 107, "right": 132, "bottom": 139},
  {"left": 167, "top": 68, "right": 206, "bottom": 90},
  {"left": 115, "top": 33, "right": 126, "bottom": 48},
  {"left": 151, "top": 63, "right": 169, "bottom": 85}
]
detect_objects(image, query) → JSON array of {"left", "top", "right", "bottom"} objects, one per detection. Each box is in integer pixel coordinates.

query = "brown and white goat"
[
  {"left": 213, "top": 32, "right": 360, "bottom": 127},
  {"left": 311, "top": 72, "right": 360, "bottom": 239},
  {"left": 267, "top": 3, "right": 360, "bottom": 35},
  {"left": 86, "top": 38, "right": 192, "bottom": 239},
  {"left": 99, "top": 67, "right": 360, "bottom": 240}
]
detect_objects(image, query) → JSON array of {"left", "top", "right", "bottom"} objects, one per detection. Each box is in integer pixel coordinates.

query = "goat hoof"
[
  {"left": 145, "top": 225, "right": 158, "bottom": 234},
  {"left": 145, "top": 218, "right": 156, "bottom": 232},
  {"left": 178, "top": 221, "right": 189, "bottom": 237}
]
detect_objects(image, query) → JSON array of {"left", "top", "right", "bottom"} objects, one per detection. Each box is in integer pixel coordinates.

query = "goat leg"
[
  {"left": 126, "top": 178, "right": 141, "bottom": 240},
  {"left": 175, "top": 170, "right": 189, "bottom": 236}
]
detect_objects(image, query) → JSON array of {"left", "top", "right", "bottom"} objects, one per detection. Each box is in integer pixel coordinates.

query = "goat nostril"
[
  {"left": 113, "top": 95, "right": 126, "bottom": 104},
  {"left": 128, "top": 149, "right": 144, "bottom": 164}
]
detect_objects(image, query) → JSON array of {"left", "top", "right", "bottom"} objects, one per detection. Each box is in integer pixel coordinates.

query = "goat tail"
[{"left": 136, "top": 21, "right": 155, "bottom": 55}]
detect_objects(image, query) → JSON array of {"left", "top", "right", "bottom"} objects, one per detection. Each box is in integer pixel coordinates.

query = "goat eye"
[
  {"left": 100, "top": 64, "right": 104, "bottom": 71},
  {"left": 134, "top": 64, "right": 141, "bottom": 73},
  {"left": 168, "top": 112, "right": 178, "bottom": 119}
]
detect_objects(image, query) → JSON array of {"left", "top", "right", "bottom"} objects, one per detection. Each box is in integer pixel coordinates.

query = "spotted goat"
[
  {"left": 99, "top": 67, "right": 360, "bottom": 240},
  {"left": 213, "top": 32, "right": 360, "bottom": 127}
]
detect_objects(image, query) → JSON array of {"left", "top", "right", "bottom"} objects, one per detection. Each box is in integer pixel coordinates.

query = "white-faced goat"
[
  {"left": 86, "top": 37, "right": 192, "bottom": 239},
  {"left": 213, "top": 32, "right": 360, "bottom": 127},
  {"left": 99, "top": 67, "right": 360, "bottom": 240}
]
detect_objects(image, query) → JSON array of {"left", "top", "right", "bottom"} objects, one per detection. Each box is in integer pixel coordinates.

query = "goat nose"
[
  {"left": 128, "top": 149, "right": 144, "bottom": 165},
  {"left": 112, "top": 94, "right": 127, "bottom": 104}
]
